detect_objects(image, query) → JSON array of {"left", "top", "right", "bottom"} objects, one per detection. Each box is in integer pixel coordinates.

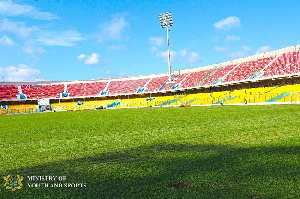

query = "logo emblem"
[{"left": 3, "top": 174, "right": 24, "bottom": 191}]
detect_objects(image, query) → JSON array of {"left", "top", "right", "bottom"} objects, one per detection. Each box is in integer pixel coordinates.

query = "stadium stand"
[
  {"left": 2, "top": 104, "right": 37, "bottom": 114},
  {"left": 0, "top": 85, "right": 19, "bottom": 100},
  {"left": 144, "top": 75, "right": 169, "bottom": 92},
  {"left": 199, "top": 65, "right": 231, "bottom": 86},
  {"left": 67, "top": 82, "right": 107, "bottom": 97},
  {"left": 107, "top": 78, "right": 150, "bottom": 95},
  {"left": 180, "top": 69, "right": 214, "bottom": 88},
  {"left": 1, "top": 45, "right": 300, "bottom": 114},
  {"left": 265, "top": 84, "right": 300, "bottom": 103},
  {"left": 160, "top": 74, "right": 188, "bottom": 90},
  {"left": 21, "top": 84, "right": 64, "bottom": 99},
  {"left": 221, "top": 57, "right": 275, "bottom": 83},
  {"left": 263, "top": 52, "right": 300, "bottom": 77}
]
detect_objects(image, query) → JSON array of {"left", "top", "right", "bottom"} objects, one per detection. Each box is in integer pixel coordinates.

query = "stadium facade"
[{"left": 1, "top": 45, "right": 300, "bottom": 114}]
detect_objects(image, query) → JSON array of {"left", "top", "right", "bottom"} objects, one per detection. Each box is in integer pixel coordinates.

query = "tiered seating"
[
  {"left": 144, "top": 75, "right": 169, "bottom": 92},
  {"left": 290, "top": 51, "right": 300, "bottom": 73},
  {"left": 0, "top": 46, "right": 299, "bottom": 103},
  {"left": 67, "top": 82, "right": 107, "bottom": 97},
  {"left": 7, "top": 104, "right": 37, "bottom": 113},
  {"left": 210, "top": 91, "right": 231, "bottom": 104},
  {"left": 85, "top": 82, "right": 107, "bottom": 96},
  {"left": 107, "top": 78, "right": 150, "bottom": 95},
  {"left": 179, "top": 93, "right": 211, "bottom": 105},
  {"left": 0, "top": 85, "right": 19, "bottom": 100},
  {"left": 118, "top": 97, "right": 148, "bottom": 108},
  {"left": 160, "top": 74, "right": 188, "bottom": 90},
  {"left": 21, "top": 84, "right": 64, "bottom": 99},
  {"left": 49, "top": 83, "right": 300, "bottom": 112},
  {"left": 51, "top": 101, "right": 77, "bottom": 111},
  {"left": 180, "top": 69, "right": 214, "bottom": 88},
  {"left": 200, "top": 65, "right": 236, "bottom": 86},
  {"left": 265, "top": 84, "right": 300, "bottom": 102},
  {"left": 289, "top": 84, "right": 300, "bottom": 102},
  {"left": 245, "top": 57, "right": 274, "bottom": 79},
  {"left": 224, "top": 62, "right": 254, "bottom": 82},
  {"left": 225, "top": 87, "right": 275, "bottom": 104},
  {"left": 263, "top": 52, "right": 300, "bottom": 77},
  {"left": 222, "top": 57, "right": 274, "bottom": 83},
  {"left": 121, "top": 95, "right": 182, "bottom": 107},
  {"left": 0, "top": 108, "right": 7, "bottom": 114},
  {"left": 67, "top": 83, "right": 85, "bottom": 97},
  {"left": 52, "top": 99, "right": 122, "bottom": 111}
]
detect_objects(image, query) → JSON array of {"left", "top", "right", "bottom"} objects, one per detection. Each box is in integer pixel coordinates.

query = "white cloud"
[
  {"left": 214, "top": 46, "right": 228, "bottom": 52},
  {"left": 187, "top": 52, "right": 201, "bottom": 63},
  {"left": 179, "top": 49, "right": 187, "bottom": 57},
  {"left": 150, "top": 46, "right": 158, "bottom": 53},
  {"left": 36, "top": 30, "right": 84, "bottom": 47},
  {"left": 225, "top": 35, "right": 241, "bottom": 42},
  {"left": 0, "top": 19, "right": 84, "bottom": 47},
  {"left": 22, "top": 40, "right": 44, "bottom": 54},
  {"left": 86, "top": 53, "right": 99, "bottom": 65},
  {"left": 156, "top": 49, "right": 201, "bottom": 63},
  {"left": 149, "top": 36, "right": 164, "bottom": 54},
  {"left": 0, "top": 35, "right": 14, "bottom": 46},
  {"left": 229, "top": 46, "right": 252, "bottom": 59},
  {"left": 0, "top": 0, "right": 58, "bottom": 20},
  {"left": 77, "top": 54, "right": 85, "bottom": 60},
  {"left": 0, "top": 18, "right": 39, "bottom": 37},
  {"left": 77, "top": 53, "right": 100, "bottom": 65},
  {"left": 216, "top": 45, "right": 269, "bottom": 59},
  {"left": 156, "top": 50, "right": 177, "bottom": 62},
  {"left": 179, "top": 49, "right": 201, "bottom": 63},
  {"left": 98, "top": 14, "right": 129, "bottom": 42},
  {"left": 149, "top": 36, "right": 164, "bottom": 46},
  {"left": 256, "top": 46, "right": 272, "bottom": 54},
  {"left": 0, "top": 64, "right": 41, "bottom": 82},
  {"left": 107, "top": 44, "right": 127, "bottom": 50},
  {"left": 214, "top": 16, "right": 241, "bottom": 30}
]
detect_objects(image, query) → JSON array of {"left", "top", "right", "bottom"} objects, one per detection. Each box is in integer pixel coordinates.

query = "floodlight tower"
[{"left": 159, "top": 12, "right": 173, "bottom": 82}]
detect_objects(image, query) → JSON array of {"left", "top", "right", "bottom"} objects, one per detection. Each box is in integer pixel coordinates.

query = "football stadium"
[
  {"left": 1, "top": 1, "right": 300, "bottom": 199},
  {"left": 1, "top": 45, "right": 300, "bottom": 113}
]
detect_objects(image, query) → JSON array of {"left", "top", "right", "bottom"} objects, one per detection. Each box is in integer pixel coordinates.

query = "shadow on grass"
[{"left": 2, "top": 144, "right": 300, "bottom": 199}]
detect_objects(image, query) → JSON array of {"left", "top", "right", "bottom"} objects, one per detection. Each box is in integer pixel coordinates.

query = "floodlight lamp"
[
  {"left": 158, "top": 11, "right": 173, "bottom": 82},
  {"left": 158, "top": 12, "right": 173, "bottom": 28}
]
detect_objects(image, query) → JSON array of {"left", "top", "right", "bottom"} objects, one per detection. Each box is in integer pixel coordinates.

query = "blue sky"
[{"left": 0, "top": 0, "right": 300, "bottom": 82}]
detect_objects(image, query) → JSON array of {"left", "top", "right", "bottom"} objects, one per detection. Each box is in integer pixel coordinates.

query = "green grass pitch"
[{"left": 1, "top": 105, "right": 300, "bottom": 198}]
